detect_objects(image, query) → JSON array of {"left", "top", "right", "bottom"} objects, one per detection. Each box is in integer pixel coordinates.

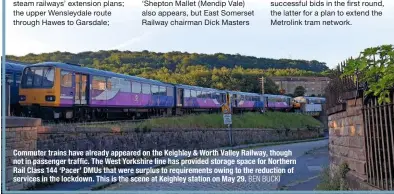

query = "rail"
[{"left": 325, "top": 59, "right": 362, "bottom": 113}]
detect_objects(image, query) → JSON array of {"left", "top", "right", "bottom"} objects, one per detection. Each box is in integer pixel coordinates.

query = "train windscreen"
[{"left": 21, "top": 66, "right": 55, "bottom": 88}]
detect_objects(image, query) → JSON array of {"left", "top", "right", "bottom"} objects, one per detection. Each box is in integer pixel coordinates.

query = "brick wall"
[
  {"left": 5, "top": 117, "right": 41, "bottom": 190},
  {"left": 328, "top": 98, "right": 378, "bottom": 190},
  {"left": 5, "top": 116, "right": 321, "bottom": 190},
  {"left": 37, "top": 126, "right": 320, "bottom": 153}
]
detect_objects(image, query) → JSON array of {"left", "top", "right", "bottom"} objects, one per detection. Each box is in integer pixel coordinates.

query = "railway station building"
[{"left": 270, "top": 76, "right": 331, "bottom": 97}]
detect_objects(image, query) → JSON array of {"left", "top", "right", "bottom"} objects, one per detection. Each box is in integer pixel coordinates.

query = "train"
[
  {"left": 292, "top": 96, "right": 326, "bottom": 116},
  {"left": 4, "top": 61, "right": 27, "bottom": 116},
  {"left": 4, "top": 61, "right": 326, "bottom": 121}
]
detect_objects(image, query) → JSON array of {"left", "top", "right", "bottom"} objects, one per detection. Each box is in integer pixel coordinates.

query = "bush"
[{"left": 316, "top": 163, "right": 350, "bottom": 190}]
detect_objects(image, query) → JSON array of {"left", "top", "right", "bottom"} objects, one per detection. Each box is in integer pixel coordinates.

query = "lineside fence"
[{"left": 325, "top": 59, "right": 394, "bottom": 190}]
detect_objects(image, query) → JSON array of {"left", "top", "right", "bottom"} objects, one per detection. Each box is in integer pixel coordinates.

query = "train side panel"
[
  {"left": 227, "top": 92, "right": 264, "bottom": 113},
  {"left": 264, "top": 94, "right": 292, "bottom": 111},
  {"left": 175, "top": 85, "right": 225, "bottom": 114},
  {"left": 88, "top": 77, "right": 175, "bottom": 108}
]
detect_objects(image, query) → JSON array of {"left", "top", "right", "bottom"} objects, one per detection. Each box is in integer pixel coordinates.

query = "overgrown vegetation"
[
  {"left": 343, "top": 44, "right": 394, "bottom": 104},
  {"left": 90, "top": 112, "right": 323, "bottom": 130},
  {"left": 7, "top": 51, "right": 329, "bottom": 94},
  {"left": 315, "top": 163, "right": 350, "bottom": 190}
]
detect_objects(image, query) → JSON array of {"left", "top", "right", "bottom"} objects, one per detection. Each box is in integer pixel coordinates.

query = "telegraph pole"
[{"left": 260, "top": 77, "right": 265, "bottom": 94}]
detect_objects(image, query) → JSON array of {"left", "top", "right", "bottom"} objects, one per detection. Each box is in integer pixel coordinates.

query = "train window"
[
  {"left": 159, "top": 86, "right": 166, "bottom": 96},
  {"left": 184, "top": 89, "right": 190, "bottom": 97},
  {"left": 61, "top": 70, "right": 72, "bottom": 87},
  {"left": 119, "top": 78, "right": 131, "bottom": 92},
  {"left": 221, "top": 93, "right": 226, "bottom": 103},
  {"left": 33, "top": 68, "right": 43, "bottom": 87},
  {"left": 92, "top": 76, "right": 106, "bottom": 91},
  {"left": 107, "top": 78, "right": 116, "bottom": 91},
  {"left": 201, "top": 91, "right": 206, "bottom": 98},
  {"left": 212, "top": 93, "right": 217, "bottom": 100},
  {"left": 132, "top": 82, "right": 141, "bottom": 93},
  {"left": 151, "top": 85, "right": 159, "bottom": 95},
  {"left": 197, "top": 91, "right": 202, "bottom": 98},
  {"left": 215, "top": 93, "right": 220, "bottom": 100},
  {"left": 21, "top": 67, "right": 56, "bottom": 88},
  {"left": 42, "top": 67, "right": 55, "bottom": 87},
  {"left": 6, "top": 73, "right": 13, "bottom": 84},
  {"left": 191, "top": 90, "right": 197, "bottom": 98},
  {"left": 166, "top": 87, "right": 173, "bottom": 96},
  {"left": 24, "top": 69, "right": 34, "bottom": 87},
  {"left": 106, "top": 79, "right": 112, "bottom": 90},
  {"left": 142, "top": 83, "right": 151, "bottom": 94},
  {"left": 15, "top": 73, "right": 21, "bottom": 84}
]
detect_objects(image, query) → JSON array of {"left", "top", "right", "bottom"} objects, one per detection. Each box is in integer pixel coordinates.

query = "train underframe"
[{"left": 9, "top": 103, "right": 22, "bottom": 116}]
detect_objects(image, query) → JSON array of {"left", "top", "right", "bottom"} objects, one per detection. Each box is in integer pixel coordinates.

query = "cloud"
[{"left": 110, "top": 31, "right": 154, "bottom": 50}]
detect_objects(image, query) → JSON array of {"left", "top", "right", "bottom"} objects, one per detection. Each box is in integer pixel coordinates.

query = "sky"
[{"left": 3, "top": 0, "right": 394, "bottom": 68}]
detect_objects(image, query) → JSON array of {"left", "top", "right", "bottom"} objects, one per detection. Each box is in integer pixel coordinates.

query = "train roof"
[
  {"left": 26, "top": 62, "right": 173, "bottom": 87},
  {"left": 294, "top": 96, "right": 326, "bottom": 100},
  {"left": 175, "top": 84, "right": 226, "bottom": 93},
  {"left": 227, "top": 91, "right": 262, "bottom": 96},
  {"left": 5, "top": 61, "right": 27, "bottom": 72},
  {"left": 263, "top": 94, "right": 292, "bottom": 98}
]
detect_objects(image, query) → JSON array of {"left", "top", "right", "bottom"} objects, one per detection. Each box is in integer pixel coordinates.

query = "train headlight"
[
  {"left": 19, "top": 95, "right": 26, "bottom": 101},
  {"left": 45, "top": 95, "right": 56, "bottom": 102}
]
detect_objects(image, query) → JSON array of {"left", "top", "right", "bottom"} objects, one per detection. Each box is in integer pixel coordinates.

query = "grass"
[
  {"left": 85, "top": 112, "right": 323, "bottom": 130},
  {"left": 315, "top": 163, "right": 350, "bottom": 190}
]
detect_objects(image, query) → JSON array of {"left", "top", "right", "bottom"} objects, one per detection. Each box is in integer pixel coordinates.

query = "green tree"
[
  {"left": 6, "top": 50, "right": 331, "bottom": 94},
  {"left": 294, "top": 86, "right": 306, "bottom": 97},
  {"left": 264, "top": 77, "right": 279, "bottom": 94},
  {"left": 343, "top": 44, "right": 394, "bottom": 104}
]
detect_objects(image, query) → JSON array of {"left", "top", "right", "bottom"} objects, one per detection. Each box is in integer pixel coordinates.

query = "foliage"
[
  {"left": 294, "top": 86, "right": 306, "bottom": 97},
  {"left": 7, "top": 51, "right": 328, "bottom": 93},
  {"left": 343, "top": 45, "right": 394, "bottom": 104},
  {"left": 91, "top": 112, "right": 323, "bottom": 129},
  {"left": 7, "top": 51, "right": 328, "bottom": 72},
  {"left": 264, "top": 77, "right": 280, "bottom": 94},
  {"left": 315, "top": 163, "right": 350, "bottom": 190}
]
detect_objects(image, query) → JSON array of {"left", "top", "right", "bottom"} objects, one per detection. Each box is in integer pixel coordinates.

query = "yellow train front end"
[{"left": 19, "top": 65, "right": 62, "bottom": 119}]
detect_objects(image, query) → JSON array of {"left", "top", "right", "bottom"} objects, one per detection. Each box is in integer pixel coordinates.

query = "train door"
[
  {"left": 74, "top": 73, "right": 88, "bottom": 105},
  {"left": 265, "top": 96, "right": 269, "bottom": 108},
  {"left": 177, "top": 88, "right": 184, "bottom": 106},
  {"left": 232, "top": 94, "right": 238, "bottom": 107},
  {"left": 221, "top": 93, "right": 226, "bottom": 105}
]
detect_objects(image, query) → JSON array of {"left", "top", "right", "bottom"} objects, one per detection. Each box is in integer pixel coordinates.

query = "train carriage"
[
  {"left": 19, "top": 62, "right": 175, "bottom": 120},
  {"left": 227, "top": 91, "right": 265, "bottom": 113},
  {"left": 4, "top": 61, "right": 26, "bottom": 116},
  {"left": 174, "top": 84, "right": 226, "bottom": 114},
  {"left": 263, "top": 94, "right": 292, "bottom": 111},
  {"left": 293, "top": 96, "right": 326, "bottom": 116}
]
